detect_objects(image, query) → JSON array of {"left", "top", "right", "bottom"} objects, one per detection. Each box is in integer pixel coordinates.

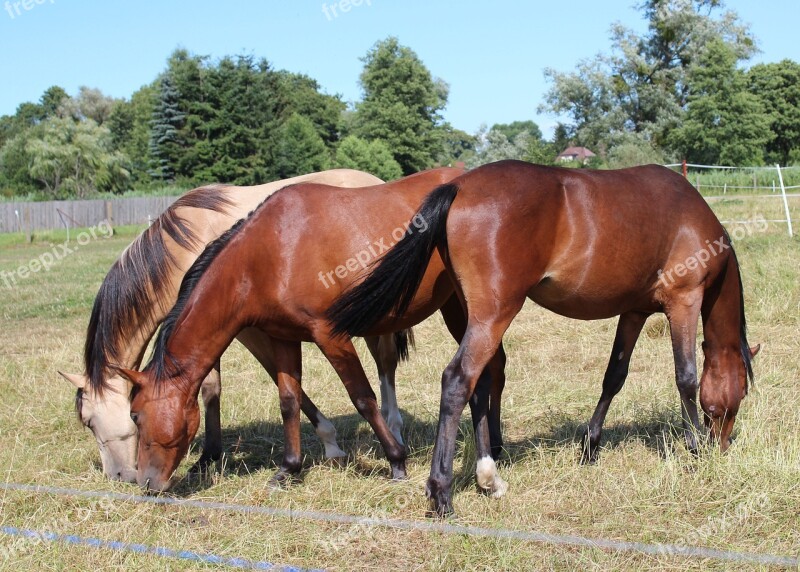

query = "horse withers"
[
  {"left": 328, "top": 160, "right": 760, "bottom": 516},
  {"left": 60, "top": 169, "right": 416, "bottom": 482}
]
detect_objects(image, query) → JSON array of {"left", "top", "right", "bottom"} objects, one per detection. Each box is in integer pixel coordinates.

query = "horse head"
[
  {"left": 60, "top": 371, "right": 138, "bottom": 482},
  {"left": 699, "top": 343, "right": 760, "bottom": 451},
  {"left": 115, "top": 367, "right": 201, "bottom": 492}
]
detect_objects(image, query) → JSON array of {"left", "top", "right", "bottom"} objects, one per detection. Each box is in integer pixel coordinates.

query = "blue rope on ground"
[
  {"left": 1, "top": 482, "right": 797, "bottom": 567},
  {"left": 0, "top": 525, "right": 322, "bottom": 571}
]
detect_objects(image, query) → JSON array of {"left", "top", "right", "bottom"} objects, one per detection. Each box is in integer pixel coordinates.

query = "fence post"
[
  {"left": 105, "top": 201, "right": 115, "bottom": 236},
  {"left": 775, "top": 164, "right": 793, "bottom": 238},
  {"left": 24, "top": 207, "right": 31, "bottom": 244},
  {"left": 682, "top": 160, "right": 687, "bottom": 178}
]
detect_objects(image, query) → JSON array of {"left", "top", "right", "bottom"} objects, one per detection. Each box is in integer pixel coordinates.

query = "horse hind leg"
[
  {"left": 486, "top": 343, "right": 507, "bottom": 460},
  {"left": 316, "top": 333, "right": 407, "bottom": 480},
  {"left": 237, "top": 327, "right": 346, "bottom": 460},
  {"left": 427, "top": 295, "right": 525, "bottom": 517},
  {"left": 470, "top": 365, "right": 508, "bottom": 499},
  {"left": 581, "top": 311, "right": 649, "bottom": 464},
  {"left": 439, "top": 294, "right": 507, "bottom": 461},
  {"left": 365, "top": 334, "right": 404, "bottom": 445}
]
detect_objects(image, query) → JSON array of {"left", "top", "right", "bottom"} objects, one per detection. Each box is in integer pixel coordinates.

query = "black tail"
[
  {"left": 394, "top": 329, "right": 416, "bottom": 362},
  {"left": 328, "top": 183, "right": 459, "bottom": 337}
]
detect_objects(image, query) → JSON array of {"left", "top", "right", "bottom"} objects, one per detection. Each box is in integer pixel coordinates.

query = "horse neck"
[
  {"left": 161, "top": 263, "right": 248, "bottom": 393},
  {"left": 701, "top": 252, "right": 742, "bottom": 350},
  {"left": 114, "top": 206, "right": 248, "bottom": 368}
]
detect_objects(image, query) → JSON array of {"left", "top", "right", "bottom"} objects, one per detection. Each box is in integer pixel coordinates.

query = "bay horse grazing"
[
  {"left": 328, "top": 160, "right": 760, "bottom": 516},
  {"left": 59, "top": 169, "right": 415, "bottom": 482},
  {"left": 118, "top": 166, "right": 509, "bottom": 494}
]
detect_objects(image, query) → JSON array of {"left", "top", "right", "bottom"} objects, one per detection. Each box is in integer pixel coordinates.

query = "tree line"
[{"left": 1, "top": 1, "right": 797, "bottom": 200}]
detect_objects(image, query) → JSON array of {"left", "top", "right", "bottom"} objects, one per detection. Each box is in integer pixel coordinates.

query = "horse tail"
[
  {"left": 328, "top": 183, "right": 459, "bottom": 337},
  {"left": 394, "top": 328, "right": 416, "bottom": 362}
]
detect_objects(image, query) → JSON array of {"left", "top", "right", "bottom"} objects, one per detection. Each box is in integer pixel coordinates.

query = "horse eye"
[{"left": 130, "top": 412, "right": 140, "bottom": 425}]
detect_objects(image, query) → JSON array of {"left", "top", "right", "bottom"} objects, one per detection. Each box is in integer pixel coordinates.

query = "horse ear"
[
  {"left": 749, "top": 344, "right": 761, "bottom": 359},
  {"left": 113, "top": 367, "right": 148, "bottom": 389},
  {"left": 58, "top": 371, "right": 87, "bottom": 389}
]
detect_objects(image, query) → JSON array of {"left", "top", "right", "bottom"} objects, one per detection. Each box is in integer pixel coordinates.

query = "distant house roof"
[{"left": 556, "top": 146, "right": 596, "bottom": 162}]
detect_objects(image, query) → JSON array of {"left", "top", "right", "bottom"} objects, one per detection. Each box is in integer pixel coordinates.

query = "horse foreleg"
[
  {"left": 581, "top": 311, "right": 649, "bottom": 464},
  {"left": 316, "top": 333, "right": 407, "bottom": 480},
  {"left": 190, "top": 361, "right": 223, "bottom": 474},
  {"left": 365, "top": 334, "right": 404, "bottom": 445},
  {"left": 666, "top": 295, "right": 705, "bottom": 454}
]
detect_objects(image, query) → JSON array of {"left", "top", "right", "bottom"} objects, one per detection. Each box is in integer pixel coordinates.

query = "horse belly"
[{"left": 529, "top": 275, "right": 655, "bottom": 321}]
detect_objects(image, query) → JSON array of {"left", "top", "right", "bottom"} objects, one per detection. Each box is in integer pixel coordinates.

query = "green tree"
[
  {"left": 107, "top": 84, "right": 157, "bottom": 183},
  {"left": 0, "top": 124, "right": 42, "bottom": 195},
  {"left": 39, "top": 86, "right": 69, "bottom": 118},
  {"left": 542, "top": 0, "right": 756, "bottom": 155},
  {"left": 57, "top": 86, "right": 118, "bottom": 125},
  {"left": 669, "top": 40, "right": 773, "bottom": 165},
  {"left": 748, "top": 60, "right": 800, "bottom": 165},
  {"left": 469, "top": 121, "right": 551, "bottom": 167},
  {"left": 490, "top": 120, "right": 542, "bottom": 144},
  {"left": 148, "top": 74, "right": 185, "bottom": 183},
  {"left": 274, "top": 113, "right": 330, "bottom": 178},
  {"left": 353, "top": 37, "right": 447, "bottom": 174},
  {"left": 436, "top": 124, "right": 476, "bottom": 166},
  {"left": 334, "top": 135, "right": 402, "bottom": 180},
  {"left": 155, "top": 50, "right": 284, "bottom": 185},
  {"left": 0, "top": 87, "right": 67, "bottom": 151},
  {"left": 195, "top": 55, "right": 283, "bottom": 184},
  {"left": 26, "top": 117, "right": 130, "bottom": 198},
  {"left": 276, "top": 71, "right": 345, "bottom": 148}
]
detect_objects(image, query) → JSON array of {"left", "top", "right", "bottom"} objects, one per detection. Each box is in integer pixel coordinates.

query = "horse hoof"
[
  {"left": 268, "top": 469, "right": 298, "bottom": 489},
  {"left": 390, "top": 460, "right": 407, "bottom": 481},
  {"left": 188, "top": 455, "right": 218, "bottom": 475},
  {"left": 322, "top": 455, "right": 347, "bottom": 469},
  {"left": 580, "top": 449, "right": 598, "bottom": 465},
  {"left": 425, "top": 479, "right": 453, "bottom": 518}
]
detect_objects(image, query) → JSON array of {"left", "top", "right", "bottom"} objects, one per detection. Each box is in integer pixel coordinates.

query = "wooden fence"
[{"left": 0, "top": 196, "right": 182, "bottom": 234}]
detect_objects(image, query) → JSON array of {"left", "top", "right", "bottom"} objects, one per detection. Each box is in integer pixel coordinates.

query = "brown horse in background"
[
  {"left": 59, "top": 169, "right": 416, "bottom": 482},
  {"left": 329, "top": 160, "right": 760, "bottom": 516},
  {"left": 118, "top": 166, "right": 508, "bottom": 494}
]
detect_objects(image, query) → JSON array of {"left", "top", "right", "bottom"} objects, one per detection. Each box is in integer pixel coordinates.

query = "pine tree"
[{"left": 148, "top": 74, "right": 184, "bottom": 183}]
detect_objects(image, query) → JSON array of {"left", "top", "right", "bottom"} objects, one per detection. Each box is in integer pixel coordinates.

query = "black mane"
[
  {"left": 145, "top": 193, "right": 278, "bottom": 389},
  {"left": 83, "top": 185, "right": 234, "bottom": 395},
  {"left": 724, "top": 230, "right": 754, "bottom": 389}
]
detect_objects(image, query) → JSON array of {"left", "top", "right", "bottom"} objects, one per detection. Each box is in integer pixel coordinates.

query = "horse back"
[{"left": 446, "top": 161, "right": 728, "bottom": 319}]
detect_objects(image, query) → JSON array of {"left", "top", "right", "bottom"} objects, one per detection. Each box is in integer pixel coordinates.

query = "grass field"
[{"left": 0, "top": 196, "right": 798, "bottom": 571}]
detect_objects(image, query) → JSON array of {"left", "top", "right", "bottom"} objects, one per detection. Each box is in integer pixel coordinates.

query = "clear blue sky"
[{"left": 2, "top": 0, "right": 798, "bottom": 137}]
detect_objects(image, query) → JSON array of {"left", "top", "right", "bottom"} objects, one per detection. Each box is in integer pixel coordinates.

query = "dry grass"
[{"left": 0, "top": 207, "right": 798, "bottom": 571}]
